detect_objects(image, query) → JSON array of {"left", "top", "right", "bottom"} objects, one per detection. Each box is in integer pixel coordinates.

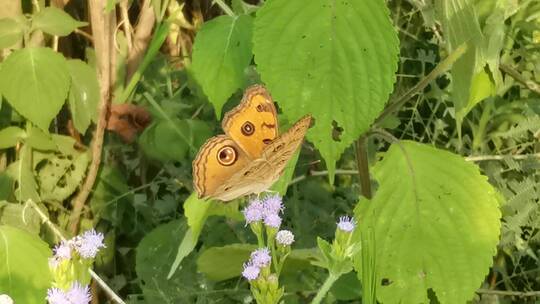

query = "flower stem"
[{"left": 311, "top": 273, "right": 339, "bottom": 304}]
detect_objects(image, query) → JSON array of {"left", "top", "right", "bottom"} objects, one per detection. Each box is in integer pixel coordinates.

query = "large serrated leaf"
[
  {"left": 67, "top": 59, "right": 99, "bottom": 133},
  {"left": 32, "top": 7, "right": 87, "bottom": 36},
  {"left": 0, "top": 47, "right": 70, "bottom": 131},
  {"left": 191, "top": 15, "right": 253, "bottom": 117},
  {"left": 355, "top": 141, "right": 501, "bottom": 304},
  {"left": 253, "top": 0, "right": 399, "bottom": 179},
  {"left": 0, "top": 225, "right": 52, "bottom": 303}
]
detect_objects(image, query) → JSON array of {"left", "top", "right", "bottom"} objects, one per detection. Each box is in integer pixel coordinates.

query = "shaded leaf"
[
  {"left": 6, "top": 145, "right": 40, "bottom": 203},
  {"left": 253, "top": 0, "right": 399, "bottom": 179},
  {"left": 356, "top": 141, "right": 501, "bottom": 304},
  {"left": 197, "top": 244, "right": 318, "bottom": 281},
  {"left": 136, "top": 219, "right": 201, "bottom": 302},
  {"left": 90, "top": 167, "right": 130, "bottom": 226},
  {"left": 0, "top": 48, "right": 70, "bottom": 130},
  {"left": 0, "top": 225, "right": 52, "bottom": 303},
  {"left": 67, "top": 59, "right": 99, "bottom": 133},
  {"left": 32, "top": 7, "right": 87, "bottom": 36},
  {"left": 191, "top": 15, "right": 253, "bottom": 117},
  {"left": 0, "top": 174, "right": 12, "bottom": 200}
]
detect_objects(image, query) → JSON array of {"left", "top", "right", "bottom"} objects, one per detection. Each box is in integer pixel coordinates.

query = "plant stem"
[
  {"left": 375, "top": 43, "right": 468, "bottom": 126},
  {"left": 213, "top": 0, "right": 235, "bottom": 16},
  {"left": 355, "top": 135, "right": 372, "bottom": 199},
  {"left": 311, "top": 273, "right": 339, "bottom": 304},
  {"left": 500, "top": 64, "right": 540, "bottom": 95}
]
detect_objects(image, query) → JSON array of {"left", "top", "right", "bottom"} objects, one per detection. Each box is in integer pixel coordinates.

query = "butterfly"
[{"left": 192, "top": 84, "right": 312, "bottom": 201}]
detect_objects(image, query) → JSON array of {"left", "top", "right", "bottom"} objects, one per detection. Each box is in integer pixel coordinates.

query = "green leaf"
[
  {"left": 0, "top": 174, "right": 12, "bottom": 200},
  {"left": 466, "top": 69, "right": 495, "bottom": 114},
  {"left": 253, "top": 0, "right": 399, "bottom": 179},
  {"left": 0, "top": 126, "right": 25, "bottom": 149},
  {"left": 0, "top": 225, "right": 52, "bottom": 303},
  {"left": 90, "top": 167, "right": 130, "bottom": 226},
  {"left": 139, "top": 119, "right": 210, "bottom": 162},
  {"left": 135, "top": 219, "right": 201, "bottom": 302},
  {"left": 191, "top": 15, "right": 253, "bottom": 117},
  {"left": 32, "top": 7, "right": 87, "bottom": 36},
  {"left": 356, "top": 141, "right": 501, "bottom": 304},
  {"left": 0, "top": 47, "right": 70, "bottom": 130},
  {"left": 26, "top": 125, "right": 56, "bottom": 150},
  {"left": 0, "top": 18, "right": 24, "bottom": 49},
  {"left": 37, "top": 151, "right": 90, "bottom": 202},
  {"left": 67, "top": 59, "right": 99, "bottom": 133},
  {"left": 6, "top": 145, "right": 40, "bottom": 203},
  {"left": 0, "top": 202, "right": 41, "bottom": 234},
  {"left": 197, "top": 244, "right": 318, "bottom": 281},
  {"left": 436, "top": 0, "right": 487, "bottom": 122}
]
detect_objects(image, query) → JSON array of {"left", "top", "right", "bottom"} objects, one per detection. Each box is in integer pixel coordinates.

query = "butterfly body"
[{"left": 192, "top": 85, "right": 311, "bottom": 201}]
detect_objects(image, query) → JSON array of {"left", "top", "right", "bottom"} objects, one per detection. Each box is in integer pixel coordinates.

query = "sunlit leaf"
[
  {"left": 32, "top": 7, "right": 87, "bottom": 36},
  {"left": 0, "top": 47, "right": 70, "bottom": 130},
  {"left": 356, "top": 141, "right": 501, "bottom": 304},
  {"left": 253, "top": 0, "right": 399, "bottom": 179},
  {"left": 6, "top": 145, "right": 40, "bottom": 203},
  {"left": 0, "top": 126, "right": 25, "bottom": 149},
  {"left": 0, "top": 18, "right": 24, "bottom": 49},
  {"left": 67, "top": 59, "right": 99, "bottom": 133},
  {"left": 0, "top": 202, "right": 41, "bottom": 235},
  {"left": 0, "top": 225, "right": 52, "bottom": 303},
  {"left": 191, "top": 15, "right": 253, "bottom": 117}
]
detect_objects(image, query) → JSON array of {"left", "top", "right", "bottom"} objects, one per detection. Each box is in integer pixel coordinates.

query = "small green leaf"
[
  {"left": 0, "top": 202, "right": 41, "bottom": 235},
  {"left": 67, "top": 59, "right": 99, "bottom": 133},
  {"left": 465, "top": 69, "right": 495, "bottom": 114},
  {"left": 26, "top": 125, "right": 56, "bottom": 150},
  {"left": 0, "top": 47, "right": 70, "bottom": 131},
  {"left": 0, "top": 225, "right": 52, "bottom": 303},
  {"left": 32, "top": 7, "right": 87, "bottom": 36},
  {"left": 191, "top": 15, "right": 253, "bottom": 117},
  {"left": 0, "top": 126, "right": 25, "bottom": 149},
  {"left": 0, "top": 18, "right": 24, "bottom": 49},
  {"left": 356, "top": 141, "right": 501, "bottom": 304},
  {"left": 6, "top": 145, "right": 40, "bottom": 203},
  {"left": 253, "top": 0, "right": 399, "bottom": 179}
]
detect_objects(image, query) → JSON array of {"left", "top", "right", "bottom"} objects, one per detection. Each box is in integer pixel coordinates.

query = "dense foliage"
[{"left": 0, "top": 0, "right": 539, "bottom": 303}]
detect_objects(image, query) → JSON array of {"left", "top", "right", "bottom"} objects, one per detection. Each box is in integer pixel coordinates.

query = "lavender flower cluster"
[
  {"left": 47, "top": 282, "right": 91, "bottom": 304},
  {"left": 49, "top": 229, "right": 106, "bottom": 268},
  {"left": 242, "top": 194, "right": 284, "bottom": 228},
  {"left": 47, "top": 229, "right": 105, "bottom": 304},
  {"left": 241, "top": 248, "right": 272, "bottom": 281}
]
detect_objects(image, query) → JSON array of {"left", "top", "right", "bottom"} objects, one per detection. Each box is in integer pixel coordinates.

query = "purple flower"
[
  {"left": 242, "top": 262, "right": 260, "bottom": 281},
  {"left": 0, "top": 294, "right": 14, "bottom": 304},
  {"left": 46, "top": 287, "right": 69, "bottom": 304},
  {"left": 243, "top": 198, "right": 265, "bottom": 224},
  {"left": 73, "top": 229, "right": 105, "bottom": 259},
  {"left": 264, "top": 213, "right": 282, "bottom": 228},
  {"left": 250, "top": 248, "right": 271, "bottom": 267},
  {"left": 263, "top": 194, "right": 284, "bottom": 215},
  {"left": 276, "top": 230, "right": 295, "bottom": 246},
  {"left": 65, "top": 282, "right": 91, "bottom": 304},
  {"left": 337, "top": 216, "right": 356, "bottom": 232},
  {"left": 53, "top": 240, "right": 72, "bottom": 260}
]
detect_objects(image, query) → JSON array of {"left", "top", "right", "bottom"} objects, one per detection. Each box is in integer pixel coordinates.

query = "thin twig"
[
  {"left": 213, "top": 0, "right": 235, "bottom": 16},
  {"left": 119, "top": 0, "right": 133, "bottom": 52},
  {"left": 476, "top": 289, "right": 540, "bottom": 297},
  {"left": 27, "top": 200, "right": 126, "bottom": 304},
  {"left": 69, "top": 0, "right": 113, "bottom": 235},
  {"left": 375, "top": 43, "right": 468, "bottom": 126},
  {"left": 500, "top": 64, "right": 540, "bottom": 95},
  {"left": 74, "top": 29, "right": 94, "bottom": 42},
  {"left": 126, "top": 0, "right": 156, "bottom": 82},
  {"left": 465, "top": 153, "right": 540, "bottom": 162}
]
